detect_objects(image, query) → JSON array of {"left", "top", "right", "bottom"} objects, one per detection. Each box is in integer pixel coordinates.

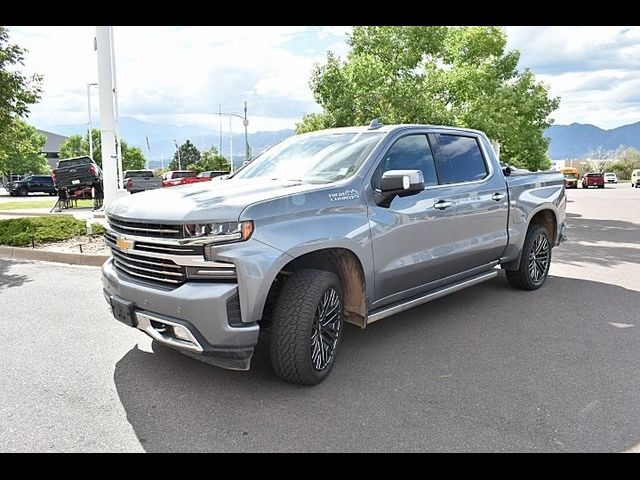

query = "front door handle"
[
  {"left": 491, "top": 192, "right": 505, "bottom": 201},
  {"left": 434, "top": 200, "right": 453, "bottom": 210}
]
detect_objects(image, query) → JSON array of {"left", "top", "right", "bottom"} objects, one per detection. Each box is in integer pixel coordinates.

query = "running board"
[{"left": 366, "top": 269, "right": 498, "bottom": 325}]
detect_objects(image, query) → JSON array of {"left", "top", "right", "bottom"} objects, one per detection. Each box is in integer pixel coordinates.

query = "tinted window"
[
  {"left": 125, "top": 171, "right": 154, "bottom": 178},
  {"left": 39, "top": 177, "right": 53, "bottom": 184},
  {"left": 373, "top": 135, "right": 438, "bottom": 190},
  {"left": 433, "top": 134, "right": 488, "bottom": 184},
  {"left": 58, "top": 157, "right": 91, "bottom": 168}
]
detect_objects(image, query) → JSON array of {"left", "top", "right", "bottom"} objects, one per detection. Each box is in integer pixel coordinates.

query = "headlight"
[{"left": 184, "top": 221, "right": 254, "bottom": 244}]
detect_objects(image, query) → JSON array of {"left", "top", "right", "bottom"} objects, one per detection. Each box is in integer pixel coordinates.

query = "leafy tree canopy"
[
  {"left": 0, "top": 26, "right": 42, "bottom": 134},
  {"left": 186, "top": 146, "right": 230, "bottom": 173},
  {"left": 58, "top": 128, "right": 146, "bottom": 171},
  {"left": 297, "top": 26, "right": 560, "bottom": 171},
  {"left": 169, "top": 140, "right": 200, "bottom": 170},
  {"left": 0, "top": 119, "right": 47, "bottom": 179}
]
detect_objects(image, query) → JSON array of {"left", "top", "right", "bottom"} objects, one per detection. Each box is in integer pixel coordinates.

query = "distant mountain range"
[
  {"left": 44, "top": 116, "right": 640, "bottom": 165},
  {"left": 48, "top": 116, "right": 294, "bottom": 170},
  {"left": 545, "top": 121, "right": 640, "bottom": 159}
]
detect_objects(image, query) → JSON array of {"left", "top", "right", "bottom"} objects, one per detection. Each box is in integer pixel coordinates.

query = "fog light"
[{"left": 172, "top": 324, "right": 195, "bottom": 343}]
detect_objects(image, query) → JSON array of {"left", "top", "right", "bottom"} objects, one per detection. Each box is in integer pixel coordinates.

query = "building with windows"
[{"left": 38, "top": 129, "right": 69, "bottom": 170}]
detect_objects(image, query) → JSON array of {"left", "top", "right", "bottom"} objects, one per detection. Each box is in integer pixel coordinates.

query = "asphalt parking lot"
[{"left": 0, "top": 183, "right": 638, "bottom": 452}]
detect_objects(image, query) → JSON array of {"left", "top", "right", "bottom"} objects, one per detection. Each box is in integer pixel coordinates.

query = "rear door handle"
[
  {"left": 434, "top": 200, "right": 453, "bottom": 210},
  {"left": 491, "top": 192, "right": 505, "bottom": 201}
]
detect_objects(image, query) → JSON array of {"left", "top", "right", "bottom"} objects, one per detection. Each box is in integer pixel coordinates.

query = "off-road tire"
[
  {"left": 505, "top": 224, "right": 552, "bottom": 290},
  {"left": 269, "top": 269, "right": 344, "bottom": 386}
]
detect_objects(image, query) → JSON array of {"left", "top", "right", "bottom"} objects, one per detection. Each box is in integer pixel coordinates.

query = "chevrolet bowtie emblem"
[{"left": 116, "top": 236, "right": 134, "bottom": 251}]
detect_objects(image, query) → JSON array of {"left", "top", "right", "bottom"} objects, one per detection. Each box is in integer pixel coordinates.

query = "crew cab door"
[
  {"left": 429, "top": 132, "right": 509, "bottom": 270},
  {"left": 366, "top": 133, "right": 460, "bottom": 308}
]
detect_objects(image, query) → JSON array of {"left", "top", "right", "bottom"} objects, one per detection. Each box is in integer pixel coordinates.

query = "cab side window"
[
  {"left": 372, "top": 135, "right": 438, "bottom": 190},
  {"left": 433, "top": 134, "right": 488, "bottom": 184}
]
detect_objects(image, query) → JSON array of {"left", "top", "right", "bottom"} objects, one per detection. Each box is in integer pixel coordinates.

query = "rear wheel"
[
  {"left": 269, "top": 269, "right": 344, "bottom": 386},
  {"left": 505, "top": 224, "right": 552, "bottom": 290}
]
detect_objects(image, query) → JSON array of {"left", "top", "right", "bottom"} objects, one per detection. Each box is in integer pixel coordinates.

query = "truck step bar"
[{"left": 366, "top": 269, "right": 499, "bottom": 325}]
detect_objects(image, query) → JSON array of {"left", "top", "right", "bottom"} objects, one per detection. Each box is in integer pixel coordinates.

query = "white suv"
[{"left": 604, "top": 172, "right": 618, "bottom": 184}]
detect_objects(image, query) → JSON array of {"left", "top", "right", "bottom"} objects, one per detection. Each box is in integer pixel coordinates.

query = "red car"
[
  {"left": 161, "top": 170, "right": 212, "bottom": 187},
  {"left": 581, "top": 173, "right": 605, "bottom": 189}
]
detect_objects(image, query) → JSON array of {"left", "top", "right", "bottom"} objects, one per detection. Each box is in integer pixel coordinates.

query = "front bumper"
[{"left": 102, "top": 258, "right": 259, "bottom": 370}]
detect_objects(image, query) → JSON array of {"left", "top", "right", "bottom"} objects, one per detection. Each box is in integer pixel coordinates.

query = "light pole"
[
  {"left": 217, "top": 104, "right": 250, "bottom": 173},
  {"left": 173, "top": 139, "right": 181, "bottom": 170},
  {"left": 87, "top": 83, "right": 98, "bottom": 160}
]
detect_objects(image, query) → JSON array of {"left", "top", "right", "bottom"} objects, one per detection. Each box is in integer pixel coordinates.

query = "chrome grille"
[
  {"left": 111, "top": 249, "right": 186, "bottom": 285},
  {"left": 104, "top": 229, "right": 236, "bottom": 286},
  {"left": 103, "top": 230, "right": 202, "bottom": 255},
  {"left": 107, "top": 216, "right": 184, "bottom": 239}
]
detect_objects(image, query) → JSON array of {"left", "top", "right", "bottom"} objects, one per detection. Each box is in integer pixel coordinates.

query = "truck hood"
[{"left": 106, "top": 178, "right": 324, "bottom": 223}]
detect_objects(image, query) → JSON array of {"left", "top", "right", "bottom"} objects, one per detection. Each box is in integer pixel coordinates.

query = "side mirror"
[
  {"left": 502, "top": 165, "right": 512, "bottom": 176},
  {"left": 375, "top": 169, "right": 425, "bottom": 208}
]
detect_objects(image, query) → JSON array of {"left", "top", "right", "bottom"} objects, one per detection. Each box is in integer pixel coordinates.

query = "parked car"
[
  {"left": 124, "top": 170, "right": 163, "bottom": 194},
  {"left": 197, "top": 170, "right": 228, "bottom": 179},
  {"left": 52, "top": 156, "right": 102, "bottom": 192},
  {"left": 632, "top": 169, "right": 640, "bottom": 188},
  {"left": 582, "top": 172, "right": 605, "bottom": 189},
  {"left": 7, "top": 175, "right": 57, "bottom": 196},
  {"left": 161, "top": 170, "right": 211, "bottom": 187},
  {"left": 604, "top": 172, "right": 618, "bottom": 184},
  {"left": 102, "top": 122, "right": 567, "bottom": 385}
]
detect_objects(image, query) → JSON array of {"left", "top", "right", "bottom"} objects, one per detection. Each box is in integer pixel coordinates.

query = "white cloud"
[
  {"left": 506, "top": 26, "right": 640, "bottom": 129},
  {"left": 9, "top": 26, "right": 640, "bottom": 133},
  {"left": 8, "top": 25, "right": 348, "bottom": 132}
]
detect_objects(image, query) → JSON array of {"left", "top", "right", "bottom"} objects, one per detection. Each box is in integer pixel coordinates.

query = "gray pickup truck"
[
  {"left": 124, "top": 170, "right": 163, "bottom": 194},
  {"left": 102, "top": 123, "right": 567, "bottom": 385}
]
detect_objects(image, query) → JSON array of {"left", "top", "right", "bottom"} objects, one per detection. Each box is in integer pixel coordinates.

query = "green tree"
[
  {"left": 58, "top": 128, "right": 146, "bottom": 171},
  {"left": 169, "top": 140, "right": 200, "bottom": 170},
  {"left": 0, "top": 119, "right": 47, "bottom": 180},
  {"left": 298, "top": 26, "right": 559, "bottom": 171},
  {"left": 608, "top": 147, "right": 640, "bottom": 180},
  {"left": 186, "top": 146, "right": 230, "bottom": 173},
  {"left": 0, "top": 26, "right": 42, "bottom": 133}
]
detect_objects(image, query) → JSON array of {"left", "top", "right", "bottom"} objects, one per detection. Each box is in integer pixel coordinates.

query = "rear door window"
[{"left": 432, "top": 134, "right": 488, "bottom": 184}]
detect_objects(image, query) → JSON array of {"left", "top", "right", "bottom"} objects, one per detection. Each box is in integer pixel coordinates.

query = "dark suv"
[{"left": 8, "top": 175, "right": 57, "bottom": 196}]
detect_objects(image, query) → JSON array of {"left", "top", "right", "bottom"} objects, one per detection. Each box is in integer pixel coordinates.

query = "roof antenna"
[{"left": 368, "top": 118, "right": 383, "bottom": 130}]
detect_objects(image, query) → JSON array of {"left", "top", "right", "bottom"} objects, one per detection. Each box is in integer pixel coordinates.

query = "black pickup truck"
[{"left": 52, "top": 156, "right": 103, "bottom": 191}]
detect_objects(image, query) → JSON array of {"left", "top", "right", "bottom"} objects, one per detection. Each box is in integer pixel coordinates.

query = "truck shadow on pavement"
[
  {"left": 554, "top": 217, "right": 640, "bottom": 268},
  {"left": 113, "top": 273, "right": 640, "bottom": 452},
  {"left": 0, "top": 259, "right": 31, "bottom": 291}
]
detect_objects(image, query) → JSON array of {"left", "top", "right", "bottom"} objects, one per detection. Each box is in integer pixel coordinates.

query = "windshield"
[
  {"left": 233, "top": 132, "right": 384, "bottom": 183},
  {"left": 563, "top": 173, "right": 579, "bottom": 180}
]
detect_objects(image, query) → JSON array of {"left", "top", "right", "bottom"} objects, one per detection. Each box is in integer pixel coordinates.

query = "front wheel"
[
  {"left": 270, "top": 269, "right": 344, "bottom": 386},
  {"left": 17, "top": 187, "right": 28, "bottom": 197},
  {"left": 505, "top": 224, "right": 552, "bottom": 290}
]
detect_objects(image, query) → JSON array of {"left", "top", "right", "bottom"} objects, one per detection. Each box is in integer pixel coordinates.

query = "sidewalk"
[{"left": 0, "top": 207, "right": 107, "bottom": 224}]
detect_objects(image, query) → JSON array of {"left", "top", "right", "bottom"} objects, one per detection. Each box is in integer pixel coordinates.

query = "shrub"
[{"left": 0, "top": 216, "right": 104, "bottom": 246}]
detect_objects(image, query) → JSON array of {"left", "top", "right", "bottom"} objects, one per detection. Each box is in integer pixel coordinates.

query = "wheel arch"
[{"left": 260, "top": 246, "right": 367, "bottom": 328}]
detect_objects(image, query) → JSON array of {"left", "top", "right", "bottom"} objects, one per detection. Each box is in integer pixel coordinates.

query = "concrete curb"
[
  {"left": 0, "top": 210, "right": 75, "bottom": 217},
  {"left": 0, "top": 245, "right": 108, "bottom": 267}
]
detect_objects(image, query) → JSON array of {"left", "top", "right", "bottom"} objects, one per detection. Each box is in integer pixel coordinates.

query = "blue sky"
[{"left": 8, "top": 26, "right": 640, "bottom": 132}]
